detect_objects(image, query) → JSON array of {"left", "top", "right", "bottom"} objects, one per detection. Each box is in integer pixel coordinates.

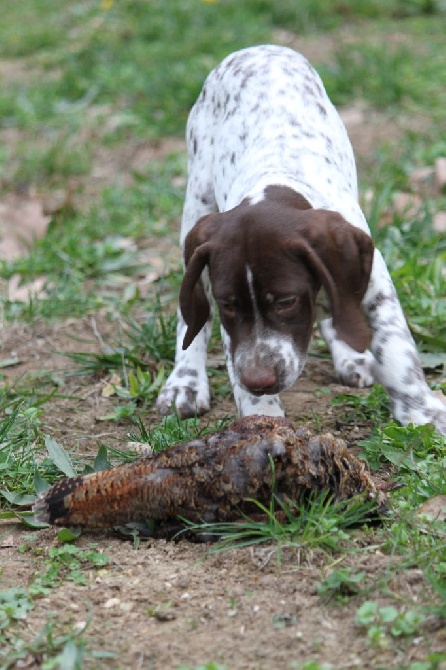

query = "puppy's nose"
[{"left": 241, "top": 367, "right": 277, "bottom": 393}]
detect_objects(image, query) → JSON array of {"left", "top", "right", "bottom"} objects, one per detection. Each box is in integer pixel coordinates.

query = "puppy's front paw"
[
  {"left": 335, "top": 349, "right": 375, "bottom": 389},
  {"left": 157, "top": 375, "right": 210, "bottom": 419}
]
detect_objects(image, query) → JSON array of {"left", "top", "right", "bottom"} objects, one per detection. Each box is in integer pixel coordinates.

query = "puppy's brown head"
[{"left": 180, "top": 186, "right": 374, "bottom": 391}]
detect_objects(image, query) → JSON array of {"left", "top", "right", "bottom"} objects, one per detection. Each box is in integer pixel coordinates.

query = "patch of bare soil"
[
  {"left": 4, "top": 523, "right": 443, "bottom": 670},
  {"left": 1, "top": 321, "right": 444, "bottom": 669},
  {"left": 0, "top": 317, "right": 142, "bottom": 451}
]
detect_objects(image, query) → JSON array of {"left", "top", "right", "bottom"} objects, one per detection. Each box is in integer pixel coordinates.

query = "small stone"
[
  {"left": 103, "top": 597, "right": 120, "bottom": 608},
  {"left": 119, "top": 602, "right": 134, "bottom": 612}
]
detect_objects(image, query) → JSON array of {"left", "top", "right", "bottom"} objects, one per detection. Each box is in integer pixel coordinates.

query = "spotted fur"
[{"left": 157, "top": 45, "right": 446, "bottom": 435}]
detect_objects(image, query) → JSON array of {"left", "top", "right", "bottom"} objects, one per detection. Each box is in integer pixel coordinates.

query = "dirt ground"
[
  {"left": 1, "top": 35, "right": 445, "bottom": 670},
  {"left": 2, "top": 521, "right": 442, "bottom": 670},
  {"left": 1, "top": 318, "right": 445, "bottom": 670}
]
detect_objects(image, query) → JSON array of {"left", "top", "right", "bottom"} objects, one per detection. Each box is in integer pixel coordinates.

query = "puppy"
[{"left": 157, "top": 45, "right": 446, "bottom": 435}]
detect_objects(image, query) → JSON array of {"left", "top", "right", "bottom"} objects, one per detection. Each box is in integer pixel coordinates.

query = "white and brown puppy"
[{"left": 157, "top": 45, "right": 446, "bottom": 435}]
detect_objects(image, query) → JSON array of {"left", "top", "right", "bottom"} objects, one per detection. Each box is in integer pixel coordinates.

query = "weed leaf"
[
  {"left": 34, "top": 472, "right": 51, "bottom": 494},
  {"left": 0, "top": 511, "right": 16, "bottom": 519},
  {"left": 93, "top": 444, "right": 111, "bottom": 472},
  {"left": 418, "top": 352, "right": 446, "bottom": 371},
  {"left": 59, "top": 638, "right": 85, "bottom": 670},
  {"left": 0, "top": 490, "right": 36, "bottom": 505},
  {"left": 44, "top": 435, "right": 77, "bottom": 477},
  {"left": 57, "top": 527, "right": 81, "bottom": 543},
  {"left": 0, "top": 357, "right": 21, "bottom": 368},
  {"left": 18, "top": 510, "right": 49, "bottom": 528}
]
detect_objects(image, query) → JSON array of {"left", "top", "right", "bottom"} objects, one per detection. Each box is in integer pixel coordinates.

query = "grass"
[
  {"left": 331, "top": 384, "right": 392, "bottom": 426},
  {"left": 1, "top": 153, "right": 185, "bottom": 321},
  {"left": 0, "top": 543, "right": 113, "bottom": 669},
  {"left": 183, "top": 492, "right": 379, "bottom": 559},
  {"left": 0, "top": 0, "right": 445, "bottom": 667},
  {"left": 320, "top": 18, "right": 446, "bottom": 112},
  {"left": 365, "top": 200, "right": 446, "bottom": 352}
]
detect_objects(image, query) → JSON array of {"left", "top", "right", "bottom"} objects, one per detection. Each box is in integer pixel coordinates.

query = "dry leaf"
[
  {"left": 0, "top": 192, "right": 51, "bottom": 261},
  {"left": 417, "top": 495, "right": 446, "bottom": 522},
  {"left": 101, "top": 373, "right": 121, "bottom": 397},
  {"left": 8, "top": 274, "right": 47, "bottom": 302},
  {"left": 433, "top": 212, "right": 446, "bottom": 234},
  {"left": 392, "top": 192, "right": 423, "bottom": 218},
  {"left": 339, "top": 105, "right": 365, "bottom": 127},
  {"left": 435, "top": 156, "right": 446, "bottom": 193},
  {"left": 127, "top": 441, "right": 154, "bottom": 457},
  {"left": 408, "top": 166, "right": 435, "bottom": 196}
]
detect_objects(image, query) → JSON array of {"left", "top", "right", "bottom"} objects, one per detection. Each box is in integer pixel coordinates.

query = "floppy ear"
[
  {"left": 179, "top": 215, "right": 218, "bottom": 350},
  {"left": 292, "top": 212, "right": 375, "bottom": 352}
]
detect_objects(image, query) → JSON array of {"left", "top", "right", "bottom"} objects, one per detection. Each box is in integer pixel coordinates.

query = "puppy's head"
[{"left": 180, "top": 188, "right": 374, "bottom": 395}]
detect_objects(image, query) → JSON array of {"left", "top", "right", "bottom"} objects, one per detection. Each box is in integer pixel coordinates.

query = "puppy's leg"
[
  {"left": 157, "top": 170, "right": 216, "bottom": 418},
  {"left": 363, "top": 249, "right": 446, "bottom": 434},
  {"left": 157, "top": 307, "right": 212, "bottom": 418},
  {"left": 320, "top": 318, "right": 375, "bottom": 388},
  {"left": 221, "top": 326, "right": 285, "bottom": 417}
]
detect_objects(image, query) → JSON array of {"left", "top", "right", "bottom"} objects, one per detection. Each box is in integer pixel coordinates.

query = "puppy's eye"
[
  {"left": 219, "top": 300, "right": 237, "bottom": 317},
  {"left": 275, "top": 296, "right": 297, "bottom": 313}
]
